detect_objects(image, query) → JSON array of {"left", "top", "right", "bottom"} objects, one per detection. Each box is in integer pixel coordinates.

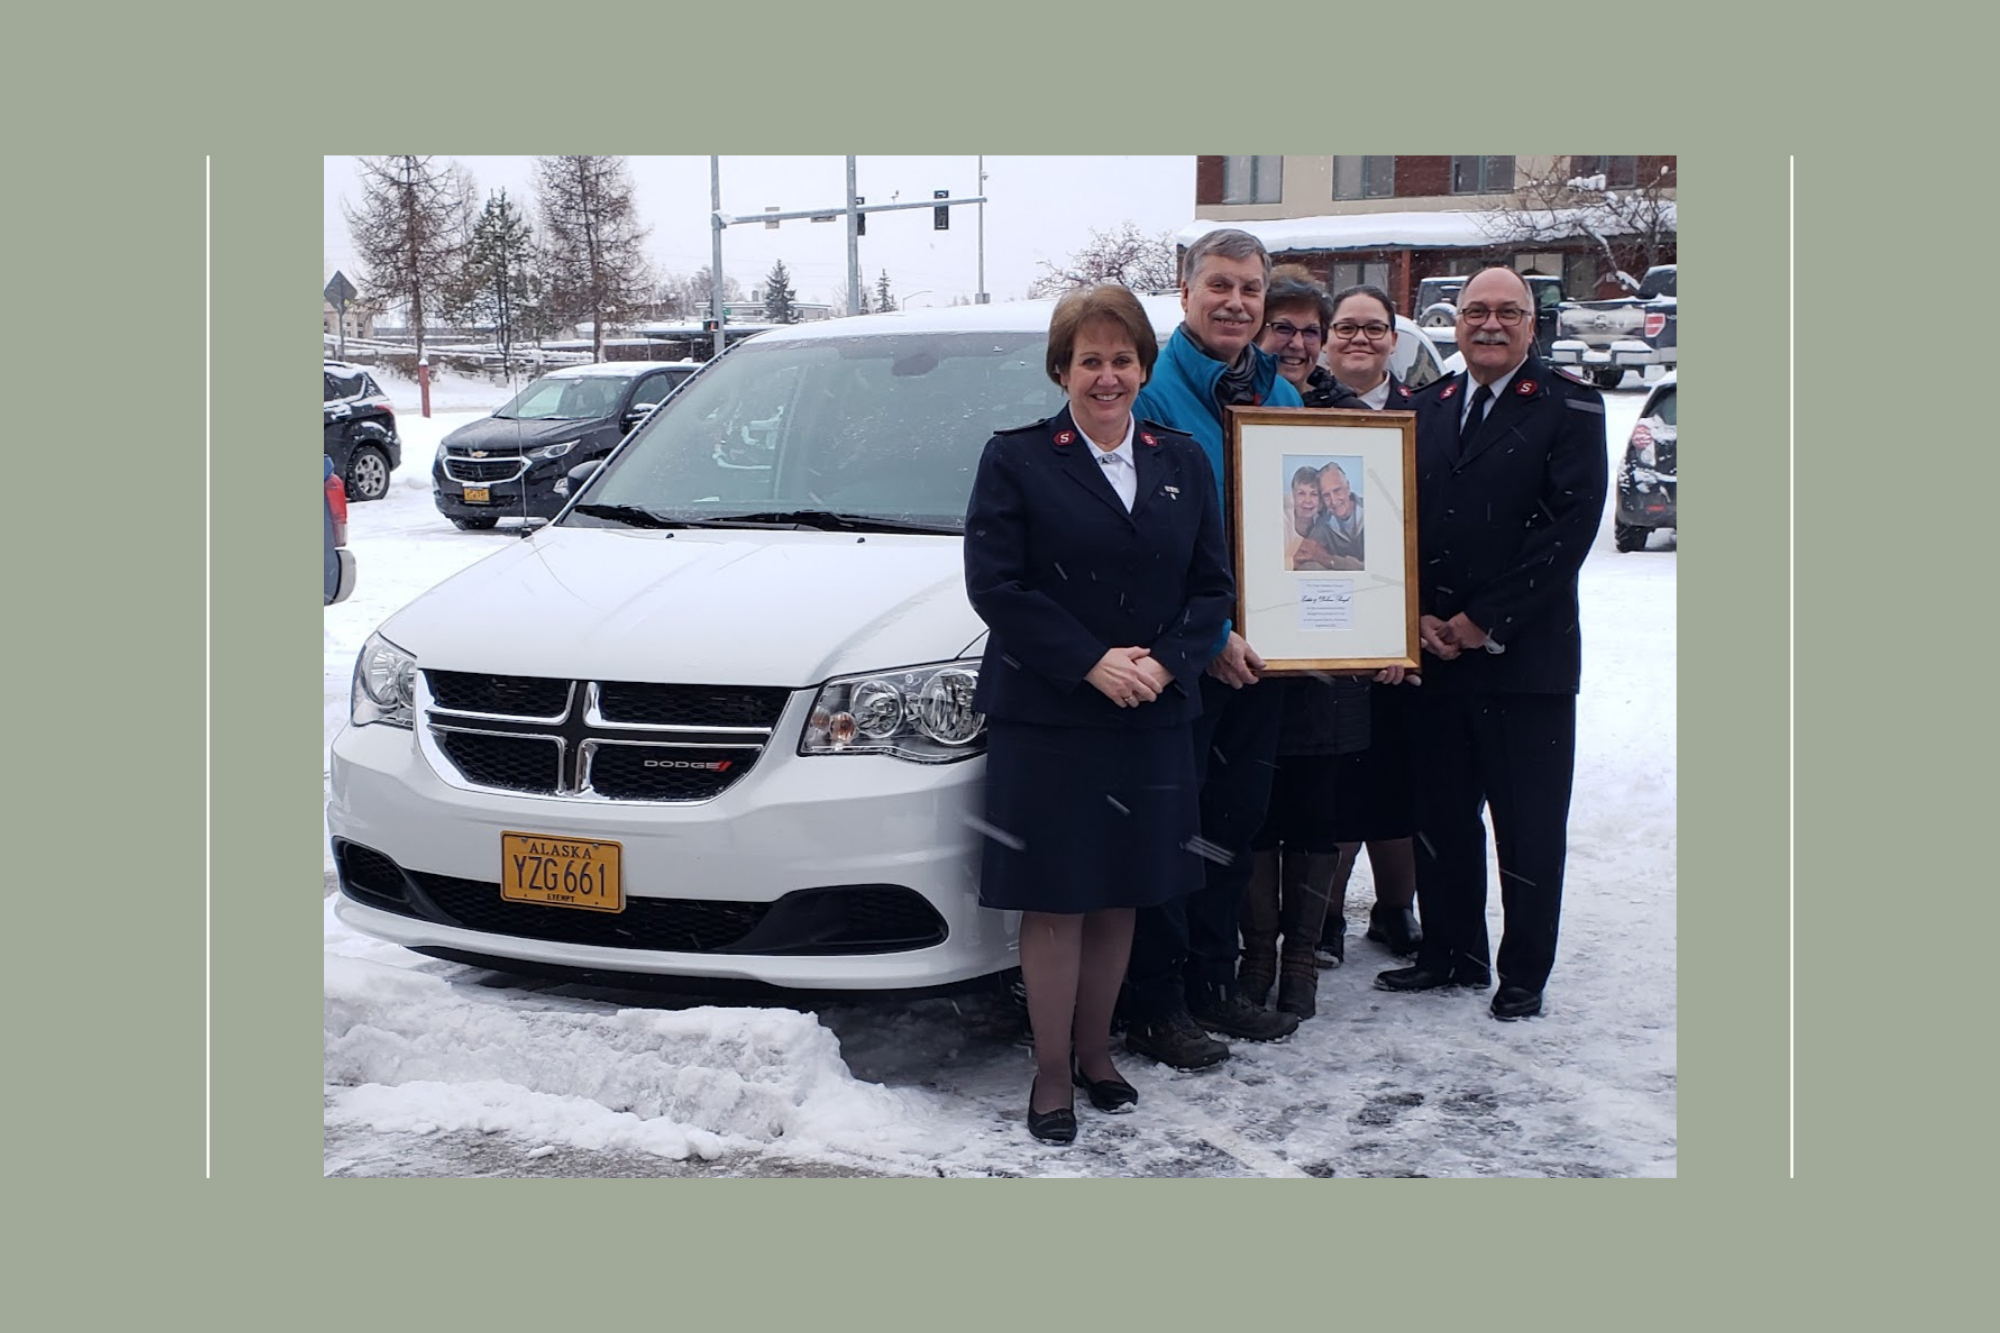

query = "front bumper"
[
  {"left": 327, "top": 694, "right": 1016, "bottom": 989},
  {"left": 431, "top": 460, "right": 568, "bottom": 521}
]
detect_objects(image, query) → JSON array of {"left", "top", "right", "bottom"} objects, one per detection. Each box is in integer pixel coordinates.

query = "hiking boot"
[
  {"left": 1276, "top": 954, "right": 1319, "bottom": 1020},
  {"left": 1190, "top": 987, "right": 1300, "bottom": 1042},
  {"left": 1124, "top": 1010, "right": 1231, "bottom": 1070}
]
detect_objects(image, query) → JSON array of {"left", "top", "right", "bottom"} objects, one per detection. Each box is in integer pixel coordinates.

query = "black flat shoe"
[
  {"left": 1027, "top": 1080, "right": 1077, "bottom": 1144},
  {"left": 1073, "top": 1061, "right": 1138, "bottom": 1114},
  {"left": 1374, "top": 964, "right": 1492, "bottom": 993},
  {"left": 1490, "top": 985, "right": 1544, "bottom": 1021}
]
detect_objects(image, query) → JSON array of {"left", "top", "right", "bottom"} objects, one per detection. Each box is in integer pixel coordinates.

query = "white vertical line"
[
  {"left": 205, "top": 155, "right": 213, "bottom": 1179},
  {"left": 1787, "top": 155, "right": 1796, "bottom": 1179}
]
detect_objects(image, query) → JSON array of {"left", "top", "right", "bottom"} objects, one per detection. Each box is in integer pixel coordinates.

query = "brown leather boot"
[{"left": 1237, "top": 850, "right": 1280, "bottom": 1006}]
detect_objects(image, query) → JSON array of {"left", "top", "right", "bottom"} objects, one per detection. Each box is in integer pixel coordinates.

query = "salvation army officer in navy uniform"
[
  {"left": 1373, "top": 267, "right": 1608, "bottom": 1022},
  {"left": 963, "top": 283, "right": 1234, "bottom": 1143}
]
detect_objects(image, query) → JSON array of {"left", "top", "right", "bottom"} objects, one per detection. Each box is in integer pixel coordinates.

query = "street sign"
[{"left": 324, "top": 271, "right": 358, "bottom": 307}]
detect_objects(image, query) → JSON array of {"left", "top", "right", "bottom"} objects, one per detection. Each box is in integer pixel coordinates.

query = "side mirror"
[{"left": 567, "top": 459, "right": 604, "bottom": 488}]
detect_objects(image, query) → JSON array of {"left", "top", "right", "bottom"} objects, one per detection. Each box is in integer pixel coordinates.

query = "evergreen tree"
[
  {"left": 534, "top": 155, "right": 654, "bottom": 361},
  {"left": 344, "top": 155, "right": 475, "bottom": 361},
  {"left": 875, "top": 269, "right": 895, "bottom": 313},
  {"left": 446, "top": 189, "right": 542, "bottom": 375},
  {"left": 763, "top": 259, "right": 798, "bottom": 324}
]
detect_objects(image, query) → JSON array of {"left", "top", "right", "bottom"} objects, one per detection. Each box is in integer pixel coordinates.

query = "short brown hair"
[
  {"left": 1267, "top": 264, "right": 1334, "bottom": 330},
  {"left": 1045, "top": 283, "right": 1159, "bottom": 386}
]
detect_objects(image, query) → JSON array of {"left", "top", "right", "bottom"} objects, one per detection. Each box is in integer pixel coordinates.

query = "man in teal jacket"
[{"left": 1122, "top": 229, "right": 1305, "bottom": 1069}]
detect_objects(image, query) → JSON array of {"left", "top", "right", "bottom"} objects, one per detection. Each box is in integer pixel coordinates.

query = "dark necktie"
[{"left": 1458, "top": 382, "right": 1493, "bottom": 454}]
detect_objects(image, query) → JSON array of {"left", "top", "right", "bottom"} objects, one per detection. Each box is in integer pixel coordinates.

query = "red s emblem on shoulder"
[
  {"left": 1053, "top": 430, "right": 1074, "bottom": 446},
  {"left": 1516, "top": 379, "right": 1537, "bottom": 396},
  {"left": 1139, "top": 432, "right": 1159, "bottom": 447},
  {"left": 1397, "top": 383, "right": 1412, "bottom": 398},
  {"left": 1440, "top": 382, "right": 1458, "bottom": 400}
]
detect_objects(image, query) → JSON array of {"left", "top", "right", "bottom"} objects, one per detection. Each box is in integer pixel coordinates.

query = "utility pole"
[
  {"left": 977, "top": 156, "right": 988, "bottom": 304},
  {"left": 709, "top": 156, "right": 725, "bottom": 359},
  {"left": 846, "top": 156, "right": 861, "bottom": 316}
]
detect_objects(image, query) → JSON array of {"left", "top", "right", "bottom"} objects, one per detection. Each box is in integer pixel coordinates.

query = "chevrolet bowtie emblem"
[{"left": 470, "top": 450, "right": 490, "bottom": 459}]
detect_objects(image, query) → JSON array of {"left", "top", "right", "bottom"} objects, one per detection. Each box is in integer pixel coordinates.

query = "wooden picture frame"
[{"left": 1223, "top": 406, "right": 1420, "bottom": 674}]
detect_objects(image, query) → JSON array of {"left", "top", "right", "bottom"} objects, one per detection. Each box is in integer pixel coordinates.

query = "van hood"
[
  {"left": 380, "top": 527, "right": 985, "bottom": 686},
  {"left": 441, "top": 414, "right": 606, "bottom": 453}
]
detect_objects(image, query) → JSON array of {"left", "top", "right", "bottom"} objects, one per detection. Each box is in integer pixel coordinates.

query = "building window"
[
  {"left": 1330, "top": 260, "right": 1392, "bottom": 295},
  {"left": 1222, "top": 155, "right": 1283, "bottom": 204},
  {"left": 1571, "top": 155, "right": 1638, "bottom": 189},
  {"left": 1450, "top": 155, "right": 1516, "bottom": 194},
  {"left": 1333, "top": 156, "right": 1395, "bottom": 200}
]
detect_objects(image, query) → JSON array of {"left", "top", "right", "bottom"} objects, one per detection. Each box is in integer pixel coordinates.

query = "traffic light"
[
  {"left": 854, "top": 196, "right": 865, "bottom": 236},
  {"left": 934, "top": 190, "right": 949, "bottom": 230},
  {"left": 703, "top": 318, "right": 719, "bottom": 333}
]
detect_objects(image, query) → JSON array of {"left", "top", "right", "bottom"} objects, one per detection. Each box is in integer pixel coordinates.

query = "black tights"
[{"left": 1019, "top": 908, "right": 1135, "bottom": 1114}]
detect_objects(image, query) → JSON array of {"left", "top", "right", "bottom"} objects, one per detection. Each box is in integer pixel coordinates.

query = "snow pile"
[{"left": 325, "top": 944, "right": 955, "bottom": 1165}]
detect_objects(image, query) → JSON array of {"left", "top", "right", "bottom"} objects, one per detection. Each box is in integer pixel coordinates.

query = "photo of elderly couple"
[{"left": 1282, "top": 455, "right": 1364, "bottom": 571}]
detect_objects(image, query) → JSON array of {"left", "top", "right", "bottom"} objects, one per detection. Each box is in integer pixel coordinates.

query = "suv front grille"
[
  {"left": 422, "top": 673, "right": 787, "bottom": 802},
  {"left": 444, "top": 456, "right": 529, "bottom": 483}
]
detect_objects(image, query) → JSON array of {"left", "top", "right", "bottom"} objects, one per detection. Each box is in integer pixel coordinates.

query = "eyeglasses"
[
  {"left": 1265, "top": 321, "right": 1323, "bottom": 344},
  {"left": 1330, "top": 321, "right": 1393, "bottom": 341},
  {"left": 1458, "top": 305, "right": 1530, "bottom": 326}
]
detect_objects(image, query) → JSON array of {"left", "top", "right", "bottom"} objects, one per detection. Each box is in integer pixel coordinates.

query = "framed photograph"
[{"left": 1224, "top": 406, "right": 1419, "bottom": 674}]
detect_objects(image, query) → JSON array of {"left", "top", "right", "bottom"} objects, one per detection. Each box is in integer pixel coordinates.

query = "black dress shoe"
[
  {"left": 1490, "top": 986, "right": 1544, "bottom": 1021},
  {"left": 1365, "top": 905, "right": 1423, "bottom": 957},
  {"left": 1374, "top": 964, "right": 1492, "bottom": 993},
  {"left": 1072, "top": 1061, "right": 1138, "bottom": 1113},
  {"left": 1027, "top": 1079, "right": 1077, "bottom": 1144}
]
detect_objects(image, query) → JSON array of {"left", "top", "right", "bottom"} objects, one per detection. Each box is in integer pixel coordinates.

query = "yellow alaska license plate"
[
  {"left": 500, "top": 832, "right": 624, "bottom": 912},
  {"left": 463, "top": 486, "right": 491, "bottom": 503}
]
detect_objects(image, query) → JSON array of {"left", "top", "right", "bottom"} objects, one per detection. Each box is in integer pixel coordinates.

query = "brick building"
[{"left": 1187, "top": 155, "right": 1675, "bottom": 312}]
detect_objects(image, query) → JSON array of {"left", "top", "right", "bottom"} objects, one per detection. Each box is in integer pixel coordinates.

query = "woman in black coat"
[{"left": 964, "top": 284, "right": 1233, "bottom": 1145}]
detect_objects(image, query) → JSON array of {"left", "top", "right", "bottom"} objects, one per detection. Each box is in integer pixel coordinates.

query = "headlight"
[
  {"left": 528, "top": 439, "right": 579, "bottom": 461},
  {"left": 801, "top": 660, "right": 984, "bottom": 762},
  {"left": 351, "top": 631, "right": 418, "bottom": 729}
]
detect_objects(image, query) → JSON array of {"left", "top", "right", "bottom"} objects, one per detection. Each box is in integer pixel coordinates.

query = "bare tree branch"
[
  {"left": 344, "top": 155, "right": 475, "bottom": 361},
  {"left": 1029, "top": 222, "right": 1179, "bottom": 298}
]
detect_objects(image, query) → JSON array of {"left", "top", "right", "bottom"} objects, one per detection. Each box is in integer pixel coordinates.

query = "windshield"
[
  {"left": 1648, "top": 386, "right": 1676, "bottom": 426},
  {"left": 567, "top": 331, "right": 1061, "bottom": 534},
  {"left": 496, "top": 373, "right": 632, "bottom": 421},
  {"left": 1639, "top": 268, "right": 1676, "bottom": 299}
]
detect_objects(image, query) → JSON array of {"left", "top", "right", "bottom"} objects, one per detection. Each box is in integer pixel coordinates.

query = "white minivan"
[{"left": 328, "top": 297, "right": 1444, "bottom": 989}]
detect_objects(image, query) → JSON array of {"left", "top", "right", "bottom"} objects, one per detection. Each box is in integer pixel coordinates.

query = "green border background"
[{"left": 26, "top": 0, "right": 1852, "bottom": 1320}]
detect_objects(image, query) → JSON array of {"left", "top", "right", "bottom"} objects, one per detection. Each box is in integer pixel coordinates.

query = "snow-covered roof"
[{"left": 1177, "top": 202, "right": 1677, "bottom": 254}]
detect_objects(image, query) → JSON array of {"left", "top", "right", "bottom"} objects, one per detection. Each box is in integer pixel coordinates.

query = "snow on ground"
[{"left": 323, "top": 365, "right": 1675, "bottom": 1178}]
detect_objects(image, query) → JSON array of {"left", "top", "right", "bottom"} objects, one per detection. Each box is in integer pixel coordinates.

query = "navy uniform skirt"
[{"left": 977, "top": 718, "right": 1203, "bottom": 913}]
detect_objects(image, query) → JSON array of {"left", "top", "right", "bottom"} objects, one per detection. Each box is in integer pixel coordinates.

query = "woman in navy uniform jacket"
[{"left": 963, "top": 284, "right": 1234, "bottom": 1143}]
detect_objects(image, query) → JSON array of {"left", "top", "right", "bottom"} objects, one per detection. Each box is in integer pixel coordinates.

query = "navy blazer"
[
  {"left": 963, "top": 405, "right": 1234, "bottom": 729},
  {"left": 1410, "top": 359, "right": 1608, "bottom": 695}
]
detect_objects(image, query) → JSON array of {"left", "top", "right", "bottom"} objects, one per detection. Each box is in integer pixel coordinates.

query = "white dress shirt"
[{"left": 1085, "top": 415, "right": 1138, "bottom": 512}]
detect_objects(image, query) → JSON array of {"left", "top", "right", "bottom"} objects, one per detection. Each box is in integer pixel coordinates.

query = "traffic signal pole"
[{"left": 710, "top": 156, "right": 988, "bottom": 323}]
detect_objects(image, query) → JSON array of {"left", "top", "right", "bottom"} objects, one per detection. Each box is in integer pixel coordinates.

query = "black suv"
[
  {"left": 431, "top": 361, "right": 699, "bottom": 530},
  {"left": 323, "top": 362, "right": 402, "bottom": 503}
]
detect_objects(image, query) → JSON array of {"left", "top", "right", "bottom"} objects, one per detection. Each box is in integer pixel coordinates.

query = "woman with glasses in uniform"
[
  {"left": 1234, "top": 268, "right": 1372, "bottom": 1020},
  {"left": 1313, "top": 283, "right": 1425, "bottom": 967}
]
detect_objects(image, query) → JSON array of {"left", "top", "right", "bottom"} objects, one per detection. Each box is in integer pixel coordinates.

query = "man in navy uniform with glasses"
[{"left": 1375, "top": 266, "right": 1607, "bottom": 1021}]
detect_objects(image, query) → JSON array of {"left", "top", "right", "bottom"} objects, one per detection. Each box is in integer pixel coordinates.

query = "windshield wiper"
[
  {"left": 725, "top": 509, "right": 961, "bottom": 535},
  {"left": 569, "top": 503, "right": 687, "bottom": 530}
]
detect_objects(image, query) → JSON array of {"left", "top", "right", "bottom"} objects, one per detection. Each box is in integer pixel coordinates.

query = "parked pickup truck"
[{"left": 1551, "top": 264, "right": 1676, "bottom": 388}]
